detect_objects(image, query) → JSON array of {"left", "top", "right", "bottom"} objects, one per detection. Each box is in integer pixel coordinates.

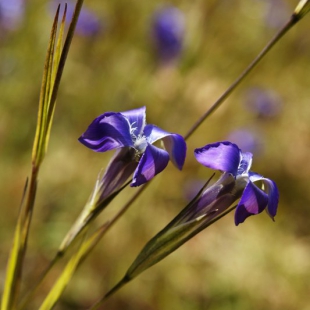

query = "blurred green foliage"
[{"left": 1, "top": 0, "right": 310, "bottom": 309}]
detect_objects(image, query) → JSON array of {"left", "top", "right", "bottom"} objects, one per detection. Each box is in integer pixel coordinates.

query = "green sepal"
[{"left": 126, "top": 193, "right": 237, "bottom": 280}]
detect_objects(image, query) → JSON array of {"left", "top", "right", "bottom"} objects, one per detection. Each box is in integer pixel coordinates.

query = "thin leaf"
[
  {"left": 46, "top": 0, "right": 84, "bottom": 128},
  {"left": 44, "top": 4, "right": 67, "bottom": 151},
  {"left": 2, "top": 9, "right": 61, "bottom": 308},
  {"left": 32, "top": 6, "right": 60, "bottom": 167},
  {"left": 50, "top": 4, "right": 67, "bottom": 94},
  {"left": 2, "top": 2, "right": 85, "bottom": 309}
]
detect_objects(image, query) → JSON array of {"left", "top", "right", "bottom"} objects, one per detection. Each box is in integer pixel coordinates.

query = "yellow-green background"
[{"left": 1, "top": 0, "right": 310, "bottom": 309}]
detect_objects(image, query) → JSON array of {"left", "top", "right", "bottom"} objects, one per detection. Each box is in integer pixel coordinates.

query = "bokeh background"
[{"left": 1, "top": 0, "right": 310, "bottom": 309}]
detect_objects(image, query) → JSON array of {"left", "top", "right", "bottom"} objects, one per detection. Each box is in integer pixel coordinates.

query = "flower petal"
[
  {"left": 100, "top": 147, "right": 138, "bottom": 199},
  {"left": 262, "top": 178, "right": 279, "bottom": 219},
  {"left": 78, "top": 112, "right": 133, "bottom": 152},
  {"left": 194, "top": 141, "right": 241, "bottom": 176},
  {"left": 248, "top": 171, "right": 264, "bottom": 182},
  {"left": 143, "top": 124, "right": 169, "bottom": 143},
  {"left": 120, "top": 106, "right": 146, "bottom": 137},
  {"left": 144, "top": 124, "right": 186, "bottom": 170},
  {"left": 235, "top": 181, "right": 268, "bottom": 225},
  {"left": 249, "top": 173, "right": 279, "bottom": 220},
  {"left": 131, "top": 144, "right": 169, "bottom": 187},
  {"left": 238, "top": 152, "right": 253, "bottom": 175}
]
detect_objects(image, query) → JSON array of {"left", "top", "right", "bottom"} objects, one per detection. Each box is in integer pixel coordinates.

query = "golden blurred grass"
[{"left": 1, "top": 0, "right": 310, "bottom": 309}]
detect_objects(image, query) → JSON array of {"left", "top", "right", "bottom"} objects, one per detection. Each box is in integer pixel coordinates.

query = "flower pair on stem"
[
  {"left": 87, "top": 139, "right": 278, "bottom": 308},
  {"left": 78, "top": 107, "right": 278, "bottom": 229},
  {"left": 3, "top": 0, "right": 310, "bottom": 309},
  {"left": 59, "top": 106, "right": 279, "bottom": 310}
]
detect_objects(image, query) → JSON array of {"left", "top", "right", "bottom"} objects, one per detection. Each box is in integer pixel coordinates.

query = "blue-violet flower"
[
  {"left": 60, "top": 107, "right": 185, "bottom": 252},
  {"left": 195, "top": 141, "right": 279, "bottom": 225},
  {"left": 0, "top": 0, "right": 24, "bottom": 31},
  {"left": 152, "top": 6, "right": 185, "bottom": 63},
  {"left": 226, "top": 129, "right": 262, "bottom": 155},
  {"left": 79, "top": 106, "right": 186, "bottom": 192},
  {"left": 244, "top": 87, "right": 282, "bottom": 118}
]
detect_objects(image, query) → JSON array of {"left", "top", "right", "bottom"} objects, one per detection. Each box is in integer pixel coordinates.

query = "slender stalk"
[{"left": 184, "top": 15, "right": 299, "bottom": 140}]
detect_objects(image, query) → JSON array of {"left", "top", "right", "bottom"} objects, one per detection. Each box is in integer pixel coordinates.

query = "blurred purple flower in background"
[
  {"left": 264, "top": 0, "right": 289, "bottom": 29},
  {"left": 195, "top": 141, "right": 279, "bottom": 225},
  {"left": 151, "top": 6, "right": 185, "bottom": 63},
  {"left": 183, "top": 179, "right": 206, "bottom": 201},
  {"left": 244, "top": 87, "right": 282, "bottom": 118},
  {"left": 79, "top": 106, "right": 186, "bottom": 196},
  {"left": 50, "top": 0, "right": 103, "bottom": 37},
  {"left": 226, "top": 129, "right": 263, "bottom": 155},
  {"left": 0, "top": 0, "right": 25, "bottom": 31}
]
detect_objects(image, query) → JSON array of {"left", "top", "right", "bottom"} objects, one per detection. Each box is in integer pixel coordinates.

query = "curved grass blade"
[
  {"left": 1, "top": 6, "right": 61, "bottom": 306},
  {"left": 2, "top": 2, "right": 85, "bottom": 309},
  {"left": 32, "top": 6, "right": 61, "bottom": 167}
]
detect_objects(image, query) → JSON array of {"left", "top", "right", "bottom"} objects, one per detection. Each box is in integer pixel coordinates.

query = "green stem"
[{"left": 184, "top": 14, "right": 299, "bottom": 140}]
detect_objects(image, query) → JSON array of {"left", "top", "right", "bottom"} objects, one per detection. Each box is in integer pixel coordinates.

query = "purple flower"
[
  {"left": 244, "top": 87, "right": 282, "bottom": 118},
  {"left": 50, "top": 0, "right": 103, "bottom": 37},
  {"left": 152, "top": 6, "right": 185, "bottom": 62},
  {"left": 195, "top": 141, "right": 279, "bottom": 225},
  {"left": 79, "top": 106, "right": 186, "bottom": 189},
  {"left": 0, "top": 0, "right": 25, "bottom": 31},
  {"left": 264, "top": 0, "right": 289, "bottom": 29},
  {"left": 226, "top": 129, "right": 262, "bottom": 155}
]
